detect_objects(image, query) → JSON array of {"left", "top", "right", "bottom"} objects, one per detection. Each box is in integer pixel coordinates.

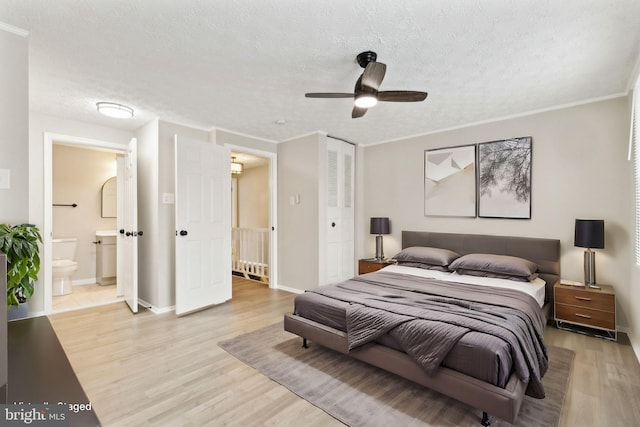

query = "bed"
[{"left": 284, "top": 231, "right": 560, "bottom": 425}]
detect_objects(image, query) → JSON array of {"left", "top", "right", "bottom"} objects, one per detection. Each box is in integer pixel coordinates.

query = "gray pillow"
[
  {"left": 394, "top": 261, "right": 449, "bottom": 272},
  {"left": 393, "top": 246, "right": 460, "bottom": 267},
  {"left": 448, "top": 253, "right": 539, "bottom": 281}
]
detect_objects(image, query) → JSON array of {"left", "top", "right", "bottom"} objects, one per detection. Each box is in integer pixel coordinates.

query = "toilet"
[{"left": 52, "top": 237, "right": 78, "bottom": 296}]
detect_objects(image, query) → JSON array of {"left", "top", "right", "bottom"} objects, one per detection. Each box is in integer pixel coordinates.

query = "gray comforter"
[{"left": 309, "top": 271, "right": 548, "bottom": 398}]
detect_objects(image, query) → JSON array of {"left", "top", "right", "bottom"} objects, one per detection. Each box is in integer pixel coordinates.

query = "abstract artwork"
[
  {"left": 424, "top": 144, "right": 476, "bottom": 217},
  {"left": 477, "top": 137, "right": 532, "bottom": 219}
]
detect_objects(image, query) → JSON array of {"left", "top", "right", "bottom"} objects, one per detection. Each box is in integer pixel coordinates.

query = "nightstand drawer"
[
  {"left": 358, "top": 259, "right": 395, "bottom": 274},
  {"left": 359, "top": 261, "right": 384, "bottom": 274},
  {"left": 555, "top": 287, "right": 614, "bottom": 311},
  {"left": 555, "top": 304, "right": 615, "bottom": 330}
]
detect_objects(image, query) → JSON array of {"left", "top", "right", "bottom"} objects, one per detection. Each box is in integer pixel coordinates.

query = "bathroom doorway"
[{"left": 43, "top": 134, "right": 127, "bottom": 314}]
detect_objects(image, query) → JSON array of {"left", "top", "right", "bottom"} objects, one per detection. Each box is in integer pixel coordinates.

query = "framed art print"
[
  {"left": 424, "top": 144, "right": 476, "bottom": 217},
  {"left": 477, "top": 136, "right": 532, "bottom": 219}
]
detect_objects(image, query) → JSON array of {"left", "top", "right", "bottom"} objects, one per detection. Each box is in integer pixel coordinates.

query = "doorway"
[
  {"left": 43, "top": 133, "right": 127, "bottom": 314},
  {"left": 226, "top": 145, "right": 278, "bottom": 288}
]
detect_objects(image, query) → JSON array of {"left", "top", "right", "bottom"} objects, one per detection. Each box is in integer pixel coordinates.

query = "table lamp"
[
  {"left": 370, "top": 217, "right": 390, "bottom": 260},
  {"left": 574, "top": 219, "right": 604, "bottom": 288}
]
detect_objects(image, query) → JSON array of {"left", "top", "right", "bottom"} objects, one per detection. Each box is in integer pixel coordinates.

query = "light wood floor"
[
  {"left": 48, "top": 277, "right": 640, "bottom": 426},
  {"left": 53, "top": 283, "right": 122, "bottom": 313}
]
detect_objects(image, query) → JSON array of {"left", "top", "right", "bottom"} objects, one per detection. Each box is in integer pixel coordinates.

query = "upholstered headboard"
[{"left": 401, "top": 231, "right": 561, "bottom": 310}]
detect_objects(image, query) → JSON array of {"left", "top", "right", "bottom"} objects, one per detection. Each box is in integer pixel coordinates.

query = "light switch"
[
  {"left": 162, "top": 193, "right": 175, "bottom": 204},
  {"left": 0, "top": 169, "right": 10, "bottom": 189}
]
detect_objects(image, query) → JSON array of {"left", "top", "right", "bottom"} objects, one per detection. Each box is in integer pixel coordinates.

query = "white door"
[
  {"left": 341, "top": 142, "right": 355, "bottom": 279},
  {"left": 326, "top": 138, "right": 343, "bottom": 284},
  {"left": 116, "top": 155, "right": 124, "bottom": 297},
  {"left": 119, "top": 138, "right": 139, "bottom": 313},
  {"left": 175, "top": 135, "right": 231, "bottom": 315},
  {"left": 325, "top": 139, "right": 355, "bottom": 284}
]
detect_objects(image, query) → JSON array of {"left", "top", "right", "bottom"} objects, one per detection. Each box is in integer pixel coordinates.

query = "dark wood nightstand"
[
  {"left": 554, "top": 282, "right": 616, "bottom": 341},
  {"left": 358, "top": 258, "right": 396, "bottom": 274}
]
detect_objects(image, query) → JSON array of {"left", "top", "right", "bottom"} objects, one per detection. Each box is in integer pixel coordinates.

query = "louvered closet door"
[{"left": 326, "top": 138, "right": 355, "bottom": 284}]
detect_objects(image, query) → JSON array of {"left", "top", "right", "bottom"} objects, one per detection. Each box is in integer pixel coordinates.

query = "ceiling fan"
[{"left": 305, "top": 51, "right": 428, "bottom": 118}]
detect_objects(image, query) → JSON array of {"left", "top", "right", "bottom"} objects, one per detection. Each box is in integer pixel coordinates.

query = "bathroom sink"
[{"left": 96, "top": 230, "right": 117, "bottom": 237}]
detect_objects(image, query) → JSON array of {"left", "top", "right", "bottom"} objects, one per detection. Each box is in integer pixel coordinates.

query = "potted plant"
[{"left": 0, "top": 223, "right": 42, "bottom": 319}]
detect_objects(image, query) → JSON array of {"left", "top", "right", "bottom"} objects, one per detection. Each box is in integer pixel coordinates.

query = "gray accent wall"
[
  {"left": 277, "top": 132, "right": 324, "bottom": 291},
  {"left": 0, "top": 28, "right": 28, "bottom": 224},
  {"left": 361, "top": 97, "right": 632, "bottom": 329}
]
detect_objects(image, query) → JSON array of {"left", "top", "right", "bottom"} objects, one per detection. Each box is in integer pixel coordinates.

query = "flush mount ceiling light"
[
  {"left": 96, "top": 102, "right": 134, "bottom": 119},
  {"left": 231, "top": 157, "right": 244, "bottom": 175}
]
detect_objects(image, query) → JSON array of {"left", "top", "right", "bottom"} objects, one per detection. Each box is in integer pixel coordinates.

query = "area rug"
[{"left": 218, "top": 322, "right": 574, "bottom": 427}]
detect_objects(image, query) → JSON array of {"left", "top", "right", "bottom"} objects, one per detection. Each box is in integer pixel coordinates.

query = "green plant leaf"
[{"left": 1, "top": 223, "right": 41, "bottom": 306}]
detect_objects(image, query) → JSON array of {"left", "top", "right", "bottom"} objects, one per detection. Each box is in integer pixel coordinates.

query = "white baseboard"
[
  {"left": 72, "top": 278, "right": 97, "bottom": 286},
  {"left": 137, "top": 298, "right": 175, "bottom": 314},
  {"left": 273, "top": 284, "right": 304, "bottom": 294},
  {"left": 13, "top": 311, "right": 46, "bottom": 321},
  {"left": 623, "top": 327, "right": 640, "bottom": 364}
]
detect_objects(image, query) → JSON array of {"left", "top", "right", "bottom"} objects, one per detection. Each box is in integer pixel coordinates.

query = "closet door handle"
[
  {"left": 331, "top": 222, "right": 336, "bottom": 228},
  {"left": 138, "top": 231, "right": 144, "bottom": 237},
  {"left": 126, "top": 231, "right": 132, "bottom": 236},
  {"left": 179, "top": 230, "right": 188, "bottom": 236}
]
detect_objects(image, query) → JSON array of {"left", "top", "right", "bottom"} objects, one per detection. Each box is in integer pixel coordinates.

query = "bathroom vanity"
[{"left": 96, "top": 230, "right": 116, "bottom": 285}]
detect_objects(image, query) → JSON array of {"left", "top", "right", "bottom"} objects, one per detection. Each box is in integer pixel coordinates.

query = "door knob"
[
  {"left": 180, "top": 230, "right": 188, "bottom": 236},
  {"left": 331, "top": 222, "right": 336, "bottom": 228},
  {"left": 138, "top": 231, "right": 144, "bottom": 236},
  {"left": 119, "top": 229, "right": 125, "bottom": 234},
  {"left": 126, "top": 231, "right": 132, "bottom": 236}
]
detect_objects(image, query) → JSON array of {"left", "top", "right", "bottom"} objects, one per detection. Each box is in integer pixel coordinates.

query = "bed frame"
[{"left": 284, "top": 231, "right": 560, "bottom": 425}]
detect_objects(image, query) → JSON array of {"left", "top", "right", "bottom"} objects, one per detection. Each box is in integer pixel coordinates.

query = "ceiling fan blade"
[
  {"left": 305, "top": 93, "right": 354, "bottom": 98},
  {"left": 352, "top": 105, "right": 368, "bottom": 118},
  {"left": 378, "top": 91, "right": 428, "bottom": 102},
  {"left": 361, "top": 62, "right": 386, "bottom": 90}
]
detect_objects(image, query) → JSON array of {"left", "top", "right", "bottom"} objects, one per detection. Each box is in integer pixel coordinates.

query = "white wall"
[
  {"left": 0, "top": 28, "right": 28, "bottom": 224},
  {"left": 52, "top": 145, "right": 117, "bottom": 282},
  {"left": 628, "top": 88, "right": 640, "bottom": 360},
  {"left": 215, "top": 129, "right": 277, "bottom": 153},
  {"left": 361, "top": 97, "right": 633, "bottom": 329}
]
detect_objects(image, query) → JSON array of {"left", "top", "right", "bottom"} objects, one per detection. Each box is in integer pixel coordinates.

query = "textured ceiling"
[{"left": 1, "top": 1, "right": 639, "bottom": 145}]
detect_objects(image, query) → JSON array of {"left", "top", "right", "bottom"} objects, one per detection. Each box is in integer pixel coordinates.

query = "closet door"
[
  {"left": 325, "top": 139, "right": 355, "bottom": 284},
  {"left": 341, "top": 142, "right": 355, "bottom": 279}
]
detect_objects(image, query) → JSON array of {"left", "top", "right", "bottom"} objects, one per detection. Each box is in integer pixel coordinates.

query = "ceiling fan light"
[
  {"left": 96, "top": 102, "right": 134, "bottom": 118},
  {"left": 354, "top": 94, "right": 377, "bottom": 108}
]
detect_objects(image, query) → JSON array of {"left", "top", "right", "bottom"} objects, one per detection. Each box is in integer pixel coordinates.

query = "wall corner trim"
[{"left": 0, "top": 22, "right": 29, "bottom": 37}]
